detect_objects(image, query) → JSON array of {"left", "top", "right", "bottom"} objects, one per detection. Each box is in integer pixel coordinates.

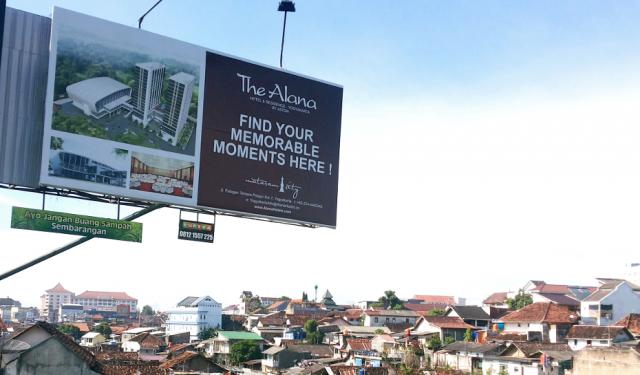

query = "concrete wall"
[{"left": 573, "top": 347, "right": 640, "bottom": 375}]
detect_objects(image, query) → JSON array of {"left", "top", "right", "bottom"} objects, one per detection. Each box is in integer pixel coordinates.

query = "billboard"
[{"left": 39, "top": 8, "right": 342, "bottom": 227}]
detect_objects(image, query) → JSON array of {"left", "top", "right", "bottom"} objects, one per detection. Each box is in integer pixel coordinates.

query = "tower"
[
  {"left": 162, "top": 72, "right": 195, "bottom": 146},
  {"left": 131, "top": 62, "right": 165, "bottom": 126}
]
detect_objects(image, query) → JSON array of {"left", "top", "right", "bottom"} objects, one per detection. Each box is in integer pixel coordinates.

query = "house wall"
[
  {"left": 573, "top": 347, "right": 640, "bottom": 375},
  {"left": 122, "top": 341, "right": 141, "bottom": 352},
  {"left": 581, "top": 283, "right": 640, "bottom": 326},
  {"left": 482, "top": 359, "right": 548, "bottom": 375},
  {"left": 4, "top": 337, "right": 100, "bottom": 375},
  {"left": 363, "top": 314, "right": 416, "bottom": 327},
  {"left": 569, "top": 338, "right": 611, "bottom": 351},
  {"left": 433, "top": 352, "right": 472, "bottom": 372},
  {"left": 166, "top": 300, "right": 222, "bottom": 341}
]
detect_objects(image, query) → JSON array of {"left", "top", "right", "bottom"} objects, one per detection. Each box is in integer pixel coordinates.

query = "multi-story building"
[
  {"left": 166, "top": 296, "right": 221, "bottom": 342},
  {"left": 131, "top": 62, "right": 165, "bottom": 126},
  {"left": 162, "top": 72, "right": 195, "bottom": 145},
  {"left": 40, "top": 283, "right": 74, "bottom": 323},
  {"left": 74, "top": 290, "right": 137, "bottom": 313}
]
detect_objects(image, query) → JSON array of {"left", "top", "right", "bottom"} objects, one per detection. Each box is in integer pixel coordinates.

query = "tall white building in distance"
[
  {"left": 40, "top": 283, "right": 74, "bottom": 323},
  {"left": 166, "top": 296, "right": 221, "bottom": 342},
  {"left": 162, "top": 72, "right": 195, "bottom": 145},
  {"left": 131, "top": 62, "right": 165, "bottom": 126}
]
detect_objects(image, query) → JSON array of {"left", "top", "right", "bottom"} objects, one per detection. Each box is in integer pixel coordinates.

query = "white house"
[
  {"left": 566, "top": 325, "right": 634, "bottom": 351},
  {"left": 497, "top": 302, "right": 578, "bottom": 343},
  {"left": 166, "top": 296, "right": 222, "bottom": 342},
  {"left": 362, "top": 309, "right": 418, "bottom": 327},
  {"left": 121, "top": 327, "right": 156, "bottom": 343},
  {"left": 80, "top": 332, "right": 105, "bottom": 347},
  {"left": 581, "top": 279, "right": 640, "bottom": 326}
]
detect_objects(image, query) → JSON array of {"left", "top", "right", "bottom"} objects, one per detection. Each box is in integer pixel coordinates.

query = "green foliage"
[
  {"left": 280, "top": 296, "right": 291, "bottom": 300},
  {"left": 372, "top": 290, "right": 404, "bottom": 310},
  {"left": 304, "top": 319, "right": 324, "bottom": 344},
  {"left": 304, "top": 320, "right": 318, "bottom": 334},
  {"left": 229, "top": 340, "right": 262, "bottom": 365},
  {"left": 58, "top": 324, "right": 81, "bottom": 340},
  {"left": 374, "top": 328, "right": 386, "bottom": 335},
  {"left": 464, "top": 328, "right": 473, "bottom": 342},
  {"left": 94, "top": 322, "right": 111, "bottom": 338},
  {"left": 427, "top": 335, "right": 441, "bottom": 350},
  {"left": 443, "top": 336, "right": 455, "bottom": 346},
  {"left": 507, "top": 289, "right": 533, "bottom": 310},
  {"left": 198, "top": 327, "right": 217, "bottom": 340},
  {"left": 142, "top": 305, "right": 154, "bottom": 316},
  {"left": 302, "top": 292, "right": 308, "bottom": 302},
  {"left": 428, "top": 308, "right": 446, "bottom": 316},
  {"left": 498, "top": 368, "right": 509, "bottom": 375},
  {"left": 50, "top": 137, "right": 64, "bottom": 150},
  {"left": 53, "top": 113, "right": 107, "bottom": 139}
]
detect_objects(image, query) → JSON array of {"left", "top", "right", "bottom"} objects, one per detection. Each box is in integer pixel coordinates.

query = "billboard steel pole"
[{"left": 0, "top": 203, "right": 167, "bottom": 282}]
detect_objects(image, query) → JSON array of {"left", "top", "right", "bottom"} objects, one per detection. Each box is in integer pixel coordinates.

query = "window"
[
  {"left": 374, "top": 317, "right": 378, "bottom": 323},
  {"left": 599, "top": 340, "right": 608, "bottom": 345},
  {"left": 587, "top": 340, "right": 592, "bottom": 346},
  {"left": 574, "top": 339, "right": 578, "bottom": 345}
]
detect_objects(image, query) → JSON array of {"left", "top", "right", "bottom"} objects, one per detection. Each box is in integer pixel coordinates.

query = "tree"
[
  {"left": 372, "top": 290, "right": 404, "bottom": 310},
  {"left": 374, "top": 328, "right": 386, "bottom": 335},
  {"left": 142, "top": 305, "right": 154, "bottom": 316},
  {"left": 304, "top": 319, "right": 324, "bottom": 344},
  {"left": 58, "top": 324, "right": 81, "bottom": 340},
  {"left": 443, "top": 336, "right": 455, "bottom": 346},
  {"left": 507, "top": 289, "right": 533, "bottom": 310},
  {"left": 428, "top": 308, "right": 446, "bottom": 316},
  {"left": 229, "top": 340, "right": 262, "bottom": 365},
  {"left": 94, "top": 322, "right": 111, "bottom": 338},
  {"left": 464, "top": 328, "right": 473, "bottom": 342},
  {"left": 198, "top": 327, "right": 217, "bottom": 340},
  {"left": 427, "top": 335, "right": 441, "bottom": 351},
  {"left": 302, "top": 292, "right": 308, "bottom": 302}
]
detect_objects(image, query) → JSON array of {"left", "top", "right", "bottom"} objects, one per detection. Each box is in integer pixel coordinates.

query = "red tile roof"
[
  {"left": 344, "top": 309, "right": 364, "bottom": 319},
  {"left": 69, "top": 322, "right": 90, "bottom": 333},
  {"left": 533, "top": 284, "right": 571, "bottom": 294},
  {"left": 160, "top": 351, "right": 215, "bottom": 369},
  {"left": 421, "top": 316, "right": 474, "bottom": 329},
  {"left": 499, "top": 302, "right": 578, "bottom": 324},
  {"left": 130, "top": 332, "right": 164, "bottom": 349},
  {"left": 76, "top": 290, "right": 136, "bottom": 301},
  {"left": 615, "top": 313, "right": 640, "bottom": 336},
  {"left": 566, "top": 325, "right": 632, "bottom": 340},
  {"left": 259, "top": 311, "right": 287, "bottom": 326},
  {"left": 413, "top": 295, "right": 456, "bottom": 305},
  {"left": 347, "top": 338, "right": 372, "bottom": 351},
  {"left": 46, "top": 282, "right": 72, "bottom": 294},
  {"left": 483, "top": 292, "right": 508, "bottom": 305}
]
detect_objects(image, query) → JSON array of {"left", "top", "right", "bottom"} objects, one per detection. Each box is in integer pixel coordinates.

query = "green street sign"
[{"left": 11, "top": 207, "right": 143, "bottom": 242}]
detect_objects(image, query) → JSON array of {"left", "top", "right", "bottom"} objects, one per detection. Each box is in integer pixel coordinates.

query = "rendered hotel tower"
[
  {"left": 131, "top": 62, "right": 165, "bottom": 126},
  {"left": 162, "top": 72, "right": 195, "bottom": 146}
]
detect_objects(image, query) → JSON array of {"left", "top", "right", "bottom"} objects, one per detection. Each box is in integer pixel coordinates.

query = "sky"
[{"left": 2, "top": 0, "right": 640, "bottom": 310}]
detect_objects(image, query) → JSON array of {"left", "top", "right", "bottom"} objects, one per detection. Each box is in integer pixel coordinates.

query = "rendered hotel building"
[
  {"left": 162, "top": 72, "right": 195, "bottom": 146},
  {"left": 66, "top": 77, "right": 131, "bottom": 119},
  {"left": 131, "top": 62, "right": 166, "bottom": 126}
]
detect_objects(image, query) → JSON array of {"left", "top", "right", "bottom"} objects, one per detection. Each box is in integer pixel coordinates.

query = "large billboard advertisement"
[{"left": 39, "top": 8, "right": 342, "bottom": 227}]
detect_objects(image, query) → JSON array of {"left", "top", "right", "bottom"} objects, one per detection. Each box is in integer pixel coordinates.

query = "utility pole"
[{"left": 277, "top": 1, "right": 295, "bottom": 68}]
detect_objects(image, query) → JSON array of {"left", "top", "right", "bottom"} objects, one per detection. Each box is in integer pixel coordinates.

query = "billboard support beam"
[{"left": 0, "top": 203, "right": 166, "bottom": 282}]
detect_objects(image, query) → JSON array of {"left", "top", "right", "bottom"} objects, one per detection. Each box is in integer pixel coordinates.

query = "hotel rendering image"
[{"left": 64, "top": 61, "right": 195, "bottom": 149}]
